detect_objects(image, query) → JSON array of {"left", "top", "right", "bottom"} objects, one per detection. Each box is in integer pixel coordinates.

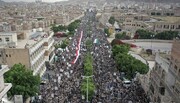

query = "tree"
[
  {"left": 51, "top": 25, "right": 66, "bottom": 33},
  {"left": 111, "top": 39, "right": 125, "bottom": 46},
  {"left": 135, "top": 29, "right": 155, "bottom": 39},
  {"left": 115, "top": 32, "right": 130, "bottom": 39},
  {"left": 112, "top": 44, "right": 149, "bottom": 79},
  {"left": 51, "top": 25, "right": 59, "bottom": 33},
  {"left": 60, "top": 40, "right": 69, "bottom": 49},
  {"left": 68, "top": 20, "right": 81, "bottom": 32},
  {"left": 81, "top": 78, "right": 95, "bottom": 101},
  {"left": 155, "top": 31, "right": 178, "bottom": 40},
  {"left": 4, "top": 64, "right": 41, "bottom": 100},
  {"left": 81, "top": 53, "right": 95, "bottom": 101},
  {"left": 104, "top": 28, "right": 110, "bottom": 37},
  {"left": 108, "top": 16, "right": 115, "bottom": 25},
  {"left": 115, "top": 53, "right": 149, "bottom": 79},
  {"left": 112, "top": 45, "right": 130, "bottom": 56},
  {"left": 85, "top": 39, "right": 93, "bottom": 50}
]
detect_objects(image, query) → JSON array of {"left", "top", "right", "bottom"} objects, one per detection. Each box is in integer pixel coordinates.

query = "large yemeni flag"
[{"left": 72, "top": 31, "right": 83, "bottom": 64}]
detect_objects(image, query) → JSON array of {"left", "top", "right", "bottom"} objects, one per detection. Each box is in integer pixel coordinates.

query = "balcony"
[
  {"left": 48, "top": 39, "right": 54, "bottom": 50},
  {"left": 44, "top": 39, "right": 54, "bottom": 51},
  {"left": 160, "top": 77, "right": 180, "bottom": 103},
  {"left": 33, "top": 59, "right": 45, "bottom": 76},
  {"left": 151, "top": 70, "right": 161, "bottom": 86},
  {"left": 168, "top": 66, "right": 180, "bottom": 82},
  {"left": 29, "top": 39, "right": 44, "bottom": 55},
  {"left": 0, "top": 83, "right": 12, "bottom": 100},
  {"left": 40, "top": 66, "right": 46, "bottom": 77},
  {"left": 49, "top": 53, "right": 55, "bottom": 63},
  {"left": 0, "top": 65, "right": 9, "bottom": 76},
  {"left": 31, "top": 49, "right": 45, "bottom": 66}
]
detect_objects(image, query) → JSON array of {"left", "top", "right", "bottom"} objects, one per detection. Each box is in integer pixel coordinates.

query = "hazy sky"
[{"left": 3, "top": 0, "right": 69, "bottom": 2}]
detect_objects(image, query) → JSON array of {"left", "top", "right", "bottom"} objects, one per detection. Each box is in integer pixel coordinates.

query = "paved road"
[
  {"left": 40, "top": 10, "right": 149, "bottom": 103},
  {"left": 107, "top": 38, "right": 172, "bottom": 52},
  {"left": 133, "top": 42, "right": 172, "bottom": 52}
]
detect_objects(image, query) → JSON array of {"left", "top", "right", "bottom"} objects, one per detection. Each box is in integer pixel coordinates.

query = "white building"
[
  {"left": 0, "top": 65, "right": 12, "bottom": 103},
  {"left": 149, "top": 52, "right": 180, "bottom": 103},
  {"left": 0, "top": 29, "right": 55, "bottom": 77}
]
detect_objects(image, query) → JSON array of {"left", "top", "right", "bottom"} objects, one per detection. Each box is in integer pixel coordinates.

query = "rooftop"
[
  {"left": 16, "top": 30, "right": 46, "bottom": 48},
  {"left": 152, "top": 16, "right": 180, "bottom": 23},
  {"left": 0, "top": 32, "right": 17, "bottom": 36}
]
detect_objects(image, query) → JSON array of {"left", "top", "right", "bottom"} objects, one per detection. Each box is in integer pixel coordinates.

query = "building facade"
[
  {"left": 153, "top": 21, "right": 180, "bottom": 32},
  {"left": 0, "top": 65, "right": 12, "bottom": 103},
  {"left": 149, "top": 40, "right": 180, "bottom": 103},
  {"left": 0, "top": 30, "right": 55, "bottom": 77}
]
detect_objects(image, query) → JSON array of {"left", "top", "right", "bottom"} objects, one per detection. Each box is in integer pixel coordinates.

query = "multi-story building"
[
  {"left": 169, "top": 39, "right": 180, "bottom": 102},
  {"left": 149, "top": 40, "right": 180, "bottom": 103},
  {"left": 0, "top": 65, "right": 12, "bottom": 103},
  {"left": 122, "top": 17, "right": 148, "bottom": 36},
  {"left": 147, "top": 8, "right": 180, "bottom": 17},
  {"left": 152, "top": 17, "right": 180, "bottom": 32},
  {"left": 0, "top": 29, "right": 55, "bottom": 77},
  {"left": 0, "top": 22, "right": 12, "bottom": 32}
]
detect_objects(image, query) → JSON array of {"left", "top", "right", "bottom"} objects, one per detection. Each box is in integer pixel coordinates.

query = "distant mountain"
[
  {"left": 0, "top": 0, "right": 5, "bottom": 4},
  {"left": 130, "top": 0, "right": 179, "bottom": 3}
]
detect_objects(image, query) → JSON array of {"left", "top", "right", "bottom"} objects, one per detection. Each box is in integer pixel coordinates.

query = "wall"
[{"left": 0, "top": 48, "right": 30, "bottom": 69}]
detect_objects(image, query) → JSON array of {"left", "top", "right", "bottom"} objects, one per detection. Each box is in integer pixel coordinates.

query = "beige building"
[
  {"left": 0, "top": 65, "right": 12, "bottom": 103},
  {"left": 147, "top": 9, "right": 180, "bottom": 17},
  {"left": 150, "top": 16, "right": 180, "bottom": 32},
  {"left": 149, "top": 40, "right": 180, "bottom": 103},
  {"left": 0, "top": 29, "right": 55, "bottom": 77},
  {"left": 54, "top": 14, "right": 70, "bottom": 25},
  {"left": 0, "top": 22, "right": 12, "bottom": 32},
  {"left": 122, "top": 17, "right": 148, "bottom": 36}
]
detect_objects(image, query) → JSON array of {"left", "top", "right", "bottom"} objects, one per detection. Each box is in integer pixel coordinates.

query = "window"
[
  {"left": 159, "top": 87, "right": 165, "bottom": 95},
  {"left": 171, "top": 25, "right": 175, "bottom": 29},
  {"left": 0, "top": 38, "right": 2, "bottom": 42},
  {"left": 174, "top": 65, "right": 178, "bottom": 71},
  {"left": 9, "top": 54, "right": 11, "bottom": 57},
  {"left": 6, "top": 54, "right": 8, "bottom": 57},
  {"left": 150, "top": 85, "right": 154, "bottom": 94},
  {"left": 5, "top": 37, "right": 9, "bottom": 42},
  {"left": 0, "top": 54, "right": 1, "bottom": 57}
]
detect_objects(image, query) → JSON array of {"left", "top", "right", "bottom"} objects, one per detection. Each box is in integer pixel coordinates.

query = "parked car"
[{"left": 123, "top": 78, "right": 131, "bottom": 88}]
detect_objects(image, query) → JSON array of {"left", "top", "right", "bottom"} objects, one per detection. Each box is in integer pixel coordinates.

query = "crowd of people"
[{"left": 40, "top": 10, "right": 148, "bottom": 103}]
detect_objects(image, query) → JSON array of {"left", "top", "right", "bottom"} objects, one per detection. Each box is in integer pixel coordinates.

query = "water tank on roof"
[
  {"left": 37, "top": 28, "right": 43, "bottom": 32},
  {"left": 32, "top": 29, "right": 36, "bottom": 32}
]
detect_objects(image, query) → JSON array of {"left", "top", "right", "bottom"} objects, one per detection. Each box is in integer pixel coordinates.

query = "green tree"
[
  {"left": 112, "top": 45, "right": 130, "bottom": 56},
  {"left": 68, "top": 19, "right": 81, "bottom": 33},
  {"left": 136, "top": 29, "right": 155, "bottom": 39},
  {"left": 155, "top": 31, "right": 178, "bottom": 40},
  {"left": 112, "top": 44, "right": 149, "bottom": 79},
  {"left": 58, "top": 25, "right": 67, "bottom": 31},
  {"left": 115, "top": 53, "right": 149, "bottom": 79},
  {"left": 104, "top": 28, "right": 110, "bottom": 37},
  {"left": 108, "top": 16, "right": 115, "bottom": 25},
  {"left": 51, "top": 25, "right": 66, "bottom": 33},
  {"left": 4, "top": 64, "right": 40, "bottom": 100},
  {"left": 81, "top": 53, "right": 95, "bottom": 101},
  {"left": 81, "top": 78, "right": 95, "bottom": 101},
  {"left": 60, "top": 39, "right": 69, "bottom": 49},
  {"left": 51, "top": 25, "right": 59, "bottom": 33},
  {"left": 85, "top": 39, "right": 93, "bottom": 50},
  {"left": 115, "top": 32, "right": 126, "bottom": 39}
]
